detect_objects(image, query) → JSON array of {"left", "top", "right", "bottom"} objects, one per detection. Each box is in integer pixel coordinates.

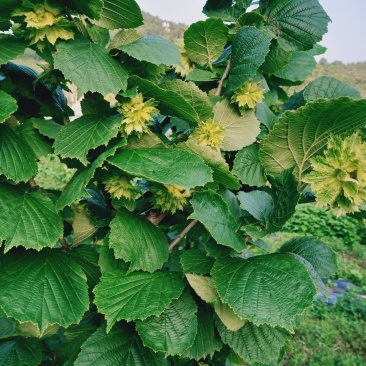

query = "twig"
[
  {"left": 169, "top": 220, "right": 198, "bottom": 251},
  {"left": 146, "top": 210, "right": 167, "bottom": 226},
  {"left": 59, "top": 237, "right": 70, "bottom": 252},
  {"left": 29, "top": 177, "right": 37, "bottom": 188},
  {"left": 215, "top": 59, "right": 231, "bottom": 97}
]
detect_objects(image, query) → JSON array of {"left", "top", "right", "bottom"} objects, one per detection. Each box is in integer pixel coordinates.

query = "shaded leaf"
[
  {"left": 180, "top": 249, "right": 215, "bottom": 275},
  {"left": 64, "top": 0, "right": 103, "bottom": 19},
  {"left": 0, "top": 36, "right": 27, "bottom": 65},
  {"left": 0, "top": 91, "right": 17, "bottom": 123},
  {"left": 0, "top": 337, "right": 42, "bottom": 366},
  {"left": 136, "top": 292, "right": 197, "bottom": 356},
  {"left": 255, "top": 103, "right": 278, "bottom": 131},
  {"left": 0, "top": 248, "right": 89, "bottom": 334}
]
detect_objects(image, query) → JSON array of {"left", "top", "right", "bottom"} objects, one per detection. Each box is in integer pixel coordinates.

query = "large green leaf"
[
  {"left": 182, "top": 307, "right": 223, "bottom": 360},
  {"left": 0, "top": 184, "right": 63, "bottom": 251},
  {"left": 56, "top": 140, "right": 125, "bottom": 211},
  {"left": 109, "top": 209, "right": 169, "bottom": 273},
  {"left": 184, "top": 18, "right": 228, "bottom": 67},
  {"left": 274, "top": 50, "right": 316, "bottom": 82},
  {"left": 0, "top": 91, "right": 17, "bottom": 123},
  {"left": 180, "top": 249, "right": 215, "bottom": 275},
  {"left": 94, "top": 270, "right": 185, "bottom": 331},
  {"left": 136, "top": 292, "right": 197, "bottom": 356},
  {"left": 131, "top": 77, "right": 213, "bottom": 124},
  {"left": 53, "top": 114, "right": 122, "bottom": 165},
  {"left": 232, "top": 145, "right": 266, "bottom": 187},
  {"left": 263, "top": 0, "right": 330, "bottom": 51},
  {"left": 211, "top": 255, "right": 316, "bottom": 330},
  {"left": 117, "top": 36, "right": 182, "bottom": 66},
  {"left": 214, "top": 100, "right": 261, "bottom": 151},
  {"left": 0, "top": 248, "right": 89, "bottom": 334},
  {"left": 177, "top": 140, "right": 240, "bottom": 190},
  {"left": 304, "top": 76, "right": 362, "bottom": 101},
  {"left": 0, "top": 36, "right": 27, "bottom": 65},
  {"left": 227, "top": 27, "right": 272, "bottom": 92},
  {"left": 238, "top": 191, "right": 274, "bottom": 227},
  {"left": 63, "top": 0, "right": 103, "bottom": 19},
  {"left": 278, "top": 236, "right": 337, "bottom": 278},
  {"left": 0, "top": 337, "right": 42, "bottom": 366},
  {"left": 75, "top": 322, "right": 168, "bottom": 366},
  {"left": 108, "top": 148, "right": 212, "bottom": 190},
  {"left": 259, "top": 98, "right": 366, "bottom": 179},
  {"left": 190, "top": 191, "right": 245, "bottom": 252},
  {"left": 92, "top": 0, "right": 143, "bottom": 29},
  {"left": 0, "top": 124, "right": 38, "bottom": 183},
  {"left": 255, "top": 103, "right": 278, "bottom": 131},
  {"left": 54, "top": 36, "right": 129, "bottom": 97},
  {"left": 260, "top": 41, "right": 292, "bottom": 75},
  {"left": 32, "top": 118, "right": 63, "bottom": 139},
  {"left": 203, "top": 0, "right": 252, "bottom": 22},
  {"left": 109, "top": 29, "right": 142, "bottom": 49},
  {"left": 216, "top": 317, "right": 290, "bottom": 364}
]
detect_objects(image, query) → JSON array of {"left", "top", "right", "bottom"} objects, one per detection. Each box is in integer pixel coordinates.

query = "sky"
[{"left": 136, "top": 0, "right": 366, "bottom": 64}]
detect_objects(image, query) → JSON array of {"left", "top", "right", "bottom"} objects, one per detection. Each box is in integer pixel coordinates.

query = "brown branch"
[
  {"left": 59, "top": 237, "right": 70, "bottom": 252},
  {"left": 29, "top": 177, "right": 37, "bottom": 188},
  {"left": 146, "top": 210, "right": 167, "bottom": 226},
  {"left": 215, "top": 59, "right": 231, "bottom": 97},
  {"left": 169, "top": 220, "right": 198, "bottom": 251}
]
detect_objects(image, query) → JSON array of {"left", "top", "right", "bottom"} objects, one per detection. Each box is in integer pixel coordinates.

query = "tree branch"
[
  {"left": 59, "top": 237, "right": 70, "bottom": 252},
  {"left": 215, "top": 59, "right": 231, "bottom": 97},
  {"left": 146, "top": 210, "right": 167, "bottom": 226},
  {"left": 29, "top": 177, "right": 37, "bottom": 188},
  {"left": 169, "top": 220, "right": 198, "bottom": 251}
]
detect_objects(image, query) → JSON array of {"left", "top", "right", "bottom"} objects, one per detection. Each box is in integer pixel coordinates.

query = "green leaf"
[
  {"left": 75, "top": 322, "right": 168, "bottom": 366},
  {"left": 0, "top": 36, "right": 27, "bottom": 65},
  {"left": 136, "top": 292, "right": 197, "bottom": 356},
  {"left": 255, "top": 103, "right": 278, "bottom": 131},
  {"left": 63, "top": 0, "right": 103, "bottom": 19},
  {"left": 186, "top": 274, "right": 219, "bottom": 303},
  {"left": 182, "top": 307, "right": 223, "bottom": 360},
  {"left": 108, "top": 148, "right": 213, "bottom": 190},
  {"left": 214, "top": 100, "right": 261, "bottom": 151},
  {"left": 16, "top": 120, "right": 52, "bottom": 158},
  {"left": 180, "top": 249, "right": 214, "bottom": 275},
  {"left": 92, "top": 0, "right": 143, "bottom": 29},
  {"left": 227, "top": 27, "right": 272, "bottom": 92},
  {"left": 263, "top": 0, "right": 330, "bottom": 51},
  {"left": 0, "top": 337, "right": 42, "bottom": 366},
  {"left": 278, "top": 236, "right": 337, "bottom": 277},
  {"left": 109, "top": 209, "right": 169, "bottom": 273},
  {"left": 56, "top": 140, "right": 125, "bottom": 211},
  {"left": 259, "top": 98, "right": 366, "bottom": 179},
  {"left": 304, "top": 76, "right": 362, "bottom": 101},
  {"left": 177, "top": 140, "right": 240, "bottom": 190},
  {"left": 216, "top": 317, "right": 290, "bottom": 364},
  {"left": 109, "top": 29, "right": 142, "bottom": 49},
  {"left": 238, "top": 191, "right": 274, "bottom": 227},
  {"left": 184, "top": 18, "right": 228, "bottom": 67},
  {"left": 54, "top": 114, "right": 122, "bottom": 166},
  {"left": 98, "top": 239, "right": 130, "bottom": 274},
  {"left": 0, "top": 248, "right": 89, "bottom": 333},
  {"left": 0, "top": 91, "right": 17, "bottom": 123},
  {"left": 260, "top": 41, "right": 292, "bottom": 75},
  {"left": 94, "top": 270, "right": 185, "bottom": 331},
  {"left": 54, "top": 36, "right": 129, "bottom": 97},
  {"left": 233, "top": 145, "right": 267, "bottom": 187},
  {"left": 117, "top": 36, "right": 182, "bottom": 66},
  {"left": 131, "top": 77, "right": 213, "bottom": 125},
  {"left": 190, "top": 191, "right": 245, "bottom": 252},
  {"left": 186, "top": 69, "right": 217, "bottom": 82},
  {"left": 72, "top": 208, "right": 98, "bottom": 246},
  {"left": 0, "top": 184, "right": 63, "bottom": 251},
  {"left": 203, "top": 0, "right": 251, "bottom": 22},
  {"left": 214, "top": 300, "right": 247, "bottom": 331},
  {"left": 0, "top": 124, "right": 38, "bottom": 183},
  {"left": 274, "top": 50, "right": 316, "bottom": 82},
  {"left": 211, "top": 255, "right": 316, "bottom": 330},
  {"left": 32, "top": 118, "right": 63, "bottom": 139}
]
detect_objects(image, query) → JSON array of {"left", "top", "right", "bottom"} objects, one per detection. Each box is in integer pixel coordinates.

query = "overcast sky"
[{"left": 136, "top": 0, "right": 366, "bottom": 64}]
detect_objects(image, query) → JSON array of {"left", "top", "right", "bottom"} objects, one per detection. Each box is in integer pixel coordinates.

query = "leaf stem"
[
  {"left": 59, "top": 237, "right": 70, "bottom": 252},
  {"left": 169, "top": 219, "right": 198, "bottom": 251},
  {"left": 146, "top": 210, "right": 167, "bottom": 226},
  {"left": 29, "top": 177, "right": 37, "bottom": 188},
  {"left": 216, "top": 59, "right": 231, "bottom": 97}
]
